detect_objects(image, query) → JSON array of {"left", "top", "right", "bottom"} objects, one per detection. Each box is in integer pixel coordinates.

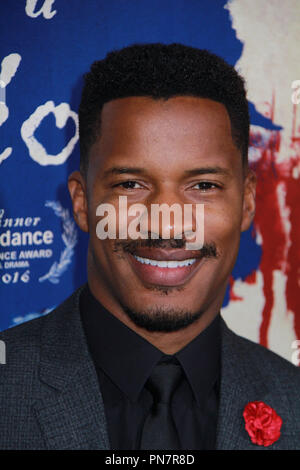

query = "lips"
[
  {"left": 129, "top": 248, "right": 202, "bottom": 261},
  {"left": 126, "top": 248, "right": 204, "bottom": 287}
]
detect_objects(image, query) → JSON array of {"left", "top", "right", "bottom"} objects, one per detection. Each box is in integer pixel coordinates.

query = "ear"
[
  {"left": 68, "top": 171, "right": 89, "bottom": 232},
  {"left": 241, "top": 168, "right": 257, "bottom": 232}
]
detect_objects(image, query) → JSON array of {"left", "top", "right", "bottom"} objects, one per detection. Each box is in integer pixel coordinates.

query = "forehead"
[
  {"left": 100, "top": 95, "right": 232, "bottom": 137},
  {"left": 89, "top": 96, "right": 240, "bottom": 173}
]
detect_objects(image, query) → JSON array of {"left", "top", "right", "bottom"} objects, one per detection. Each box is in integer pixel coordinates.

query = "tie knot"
[{"left": 146, "top": 358, "right": 183, "bottom": 404}]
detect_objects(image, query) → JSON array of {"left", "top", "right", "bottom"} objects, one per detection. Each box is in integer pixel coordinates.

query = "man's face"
[{"left": 69, "top": 96, "right": 255, "bottom": 332}]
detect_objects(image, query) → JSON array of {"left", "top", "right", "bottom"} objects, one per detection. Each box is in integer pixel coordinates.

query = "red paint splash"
[
  {"left": 229, "top": 275, "right": 243, "bottom": 301},
  {"left": 232, "top": 100, "right": 300, "bottom": 348},
  {"left": 245, "top": 270, "right": 257, "bottom": 285}
]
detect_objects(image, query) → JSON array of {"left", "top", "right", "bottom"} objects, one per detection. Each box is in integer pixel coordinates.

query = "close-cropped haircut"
[{"left": 79, "top": 43, "right": 249, "bottom": 175}]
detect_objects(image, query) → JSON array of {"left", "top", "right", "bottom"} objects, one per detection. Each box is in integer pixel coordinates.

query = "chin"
[{"left": 120, "top": 303, "right": 204, "bottom": 333}]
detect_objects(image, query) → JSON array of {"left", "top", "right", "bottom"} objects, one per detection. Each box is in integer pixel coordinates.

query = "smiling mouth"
[
  {"left": 127, "top": 252, "right": 204, "bottom": 287},
  {"left": 133, "top": 254, "right": 197, "bottom": 268}
]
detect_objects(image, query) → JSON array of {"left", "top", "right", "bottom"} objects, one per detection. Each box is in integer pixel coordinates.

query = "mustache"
[{"left": 113, "top": 238, "right": 219, "bottom": 259}]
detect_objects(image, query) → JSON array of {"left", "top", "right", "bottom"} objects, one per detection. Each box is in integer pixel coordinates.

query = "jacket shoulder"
[
  {"left": 222, "top": 320, "right": 300, "bottom": 387},
  {"left": 0, "top": 285, "right": 85, "bottom": 357},
  {"left": 0, "top": 285, "right": 86, "bottom": 449}
]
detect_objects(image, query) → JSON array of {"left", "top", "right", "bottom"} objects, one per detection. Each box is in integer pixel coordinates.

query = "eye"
[
  {"left": 113, "top": 180, "right": 143, "bottom": 190},
  {"left": 192, "top": 181, "right": 220, "bottom": 191}
]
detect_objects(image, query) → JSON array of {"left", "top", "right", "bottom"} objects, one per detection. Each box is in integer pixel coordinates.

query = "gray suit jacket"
[{"left": 0, "top": 285, "right": 299, "bottom": 450}]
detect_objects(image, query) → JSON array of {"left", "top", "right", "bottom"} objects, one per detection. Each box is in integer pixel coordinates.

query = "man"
[{"left": 0, "top": 43, "right": 299, "bottom": 450}]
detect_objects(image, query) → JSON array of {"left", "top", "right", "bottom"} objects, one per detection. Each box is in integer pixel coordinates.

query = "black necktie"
[{"left": 140, "top": 357, "right": 183, "bottom": 450}]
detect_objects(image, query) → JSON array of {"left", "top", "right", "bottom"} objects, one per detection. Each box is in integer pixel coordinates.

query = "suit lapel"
[
  {"left": 216, "top": 318, "right": 299, "bottom": 450},
  {"left": 33, "top": 287, "right": 110, "bottom": 450}
]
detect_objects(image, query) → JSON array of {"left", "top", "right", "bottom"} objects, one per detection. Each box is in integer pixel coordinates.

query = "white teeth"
[{"left": 133, "top": 255, "right": 197, "bottom": 268}]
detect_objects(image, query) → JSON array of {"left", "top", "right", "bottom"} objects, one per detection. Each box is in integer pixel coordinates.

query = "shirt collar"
[{"left": 80, "top": 284, "right": 220, "bottom": 406}]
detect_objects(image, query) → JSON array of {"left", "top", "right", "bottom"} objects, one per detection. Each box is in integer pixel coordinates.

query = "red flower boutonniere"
[{"left": 243, "top": 401, "right": 283, "bottom": 447}]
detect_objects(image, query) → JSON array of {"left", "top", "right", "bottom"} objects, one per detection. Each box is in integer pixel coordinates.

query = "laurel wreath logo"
[
  {"left": 11, "top": 305, "right": 56, "bottom": 327},
  {"left": 38, "top": 200, "right": 78, "bottom": 284}
]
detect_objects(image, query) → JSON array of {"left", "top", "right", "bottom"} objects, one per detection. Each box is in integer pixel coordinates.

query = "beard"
[{"left": 120, "top": 302, "right": 203, "bottom": 332}]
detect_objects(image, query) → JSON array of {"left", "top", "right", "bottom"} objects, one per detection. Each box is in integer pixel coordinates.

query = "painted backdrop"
[{"left": 0, "top": 0, "right": 299, "bottom": 363}]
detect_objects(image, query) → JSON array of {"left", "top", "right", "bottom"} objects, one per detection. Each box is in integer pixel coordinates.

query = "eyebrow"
[
  {"left": 103, "top": 166, "right": 232, "bottom": 178},
  {"left": 103, "top": 167, "right": 146, "bottom": 178},
  {"left": 183, "top": 166, "right": 232, "bottom": 177}
]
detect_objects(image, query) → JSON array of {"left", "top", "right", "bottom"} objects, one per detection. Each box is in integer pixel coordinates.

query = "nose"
[{"left": 136, "top": 189, "right": 202, "bottom": 247}]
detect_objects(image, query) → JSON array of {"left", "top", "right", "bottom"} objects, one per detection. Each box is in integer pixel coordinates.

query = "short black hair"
[{"left": 79, "top": 43, "right": 249, "bottom": 174}]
